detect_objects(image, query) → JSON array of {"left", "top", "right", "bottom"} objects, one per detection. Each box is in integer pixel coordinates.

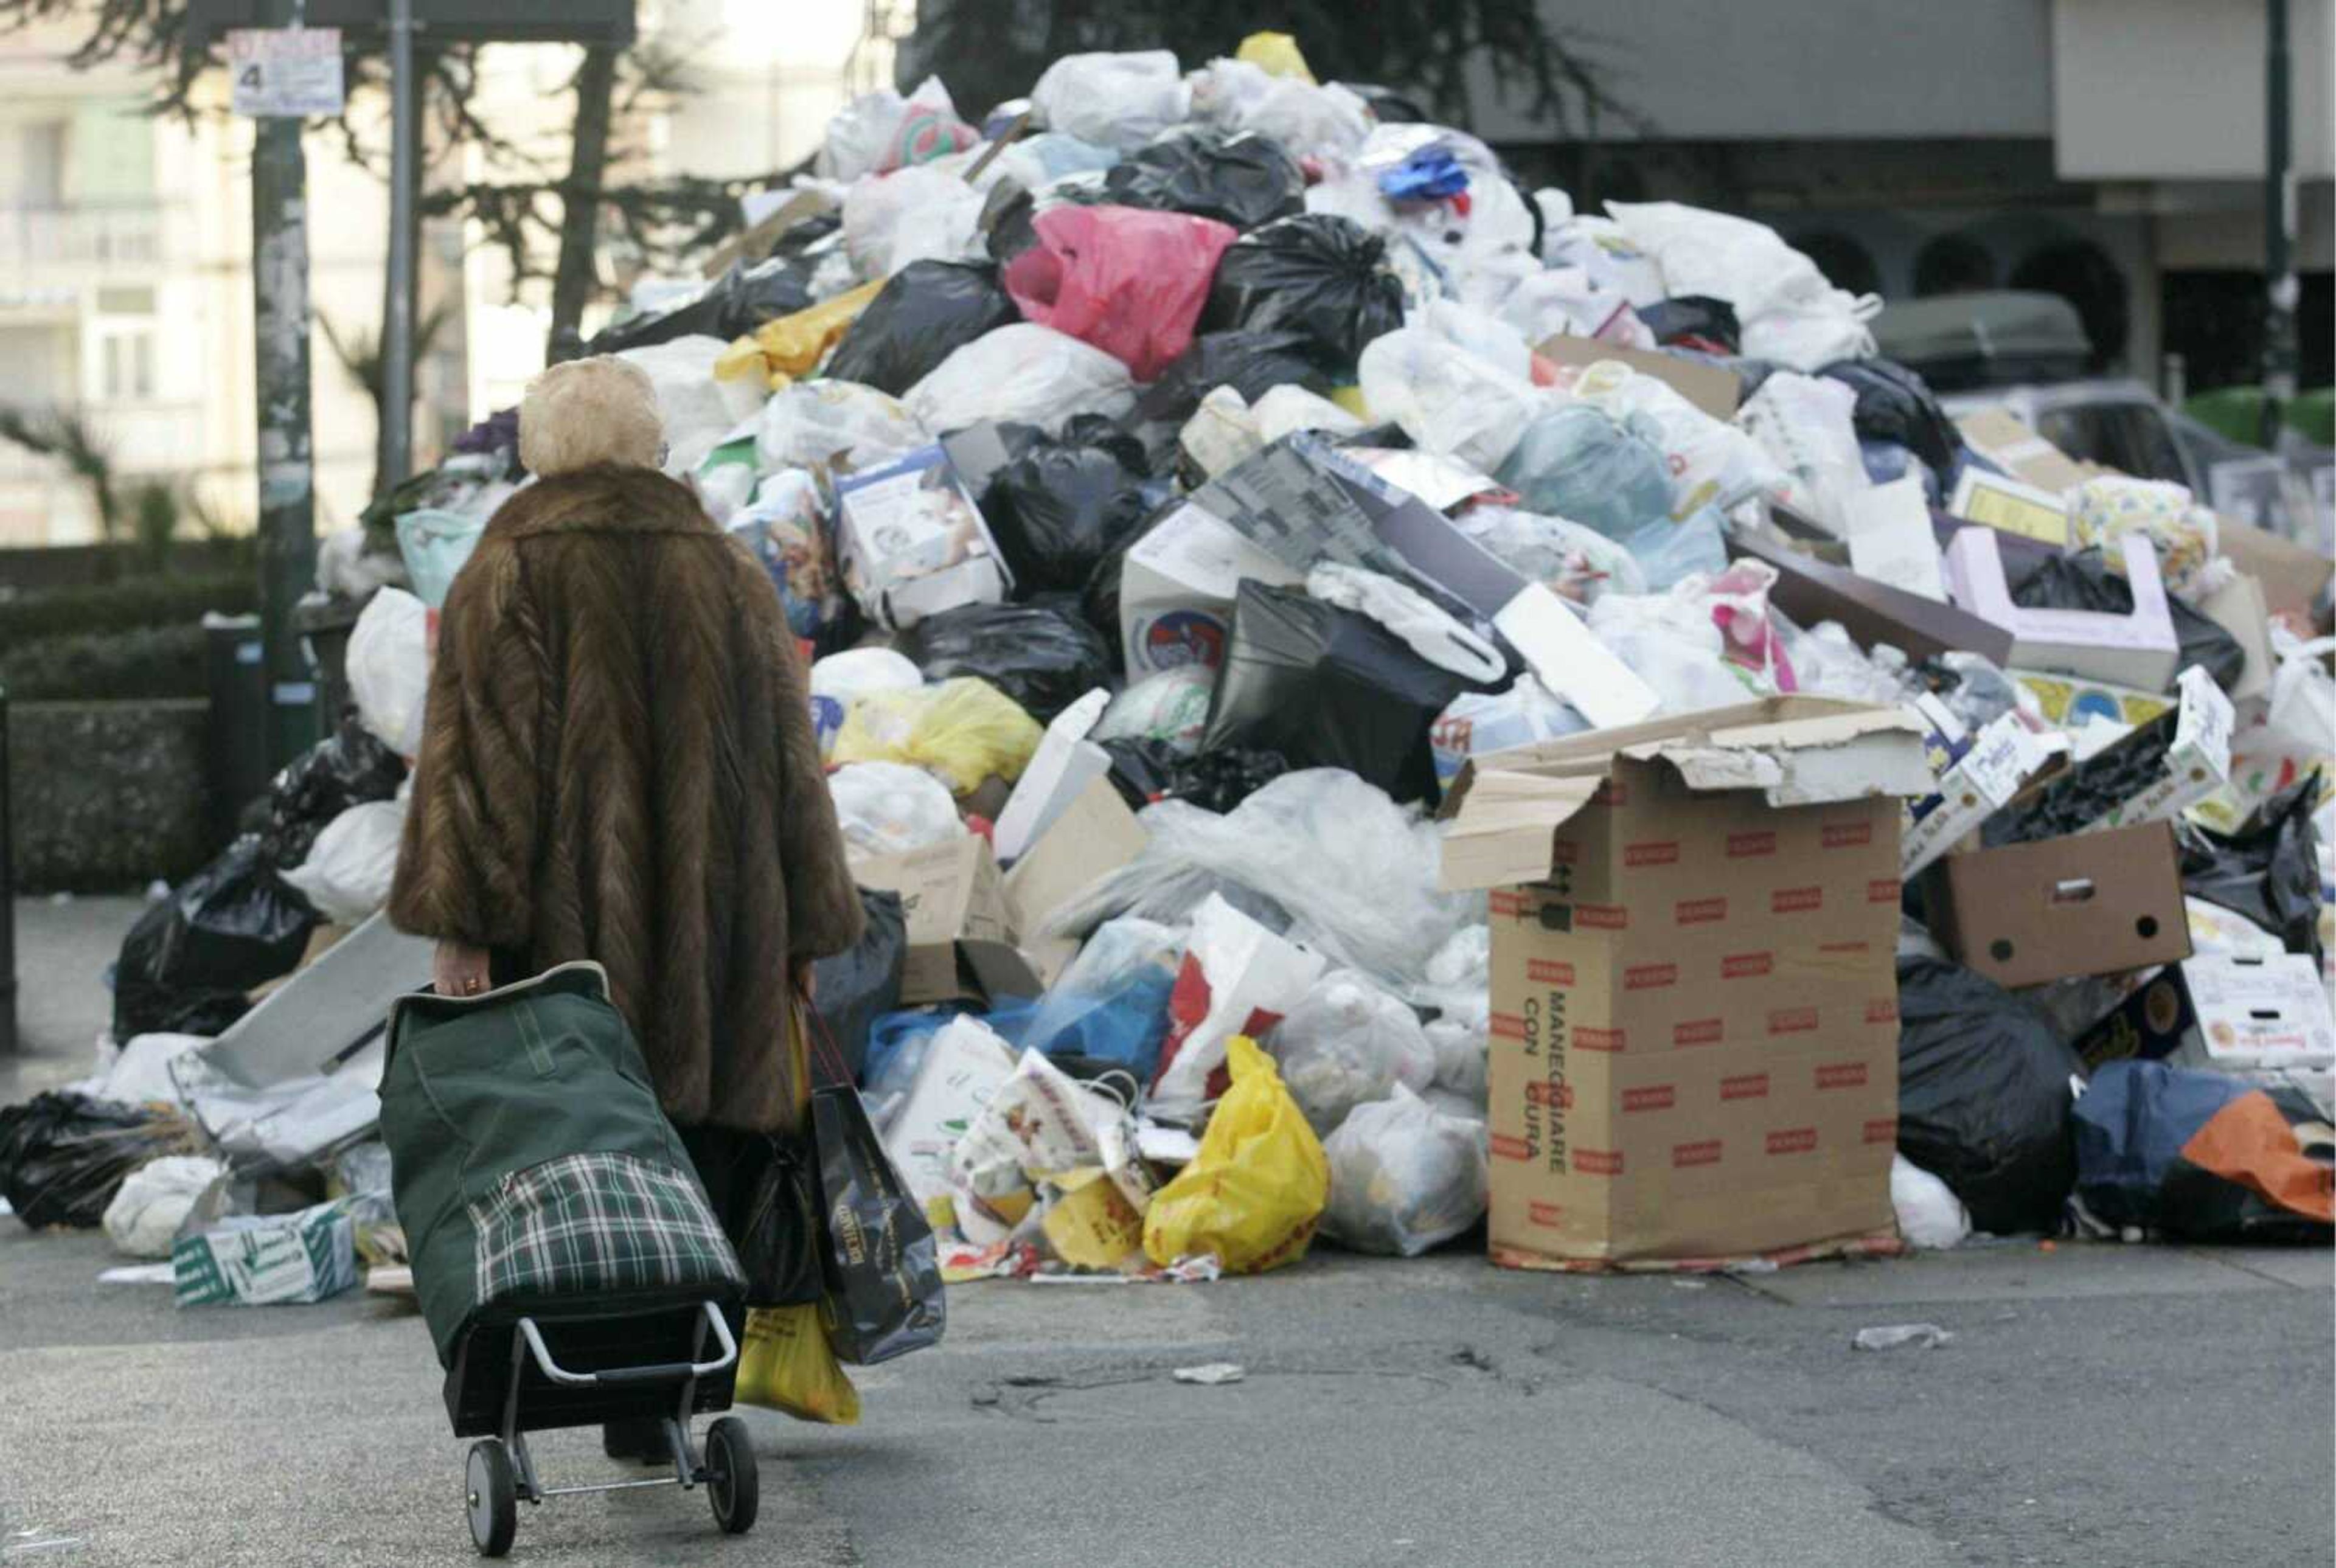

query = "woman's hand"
[
  {"left": 434, "top": 940, "right": 494, "bottom": 999},
  {"left": 792, "top": 959, "right": 818, "bottom": 1003}
]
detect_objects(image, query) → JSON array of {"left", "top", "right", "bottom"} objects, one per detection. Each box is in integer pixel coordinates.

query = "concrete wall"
[{"left": 7, "top": 699, "right": 211, "bottom": 892}]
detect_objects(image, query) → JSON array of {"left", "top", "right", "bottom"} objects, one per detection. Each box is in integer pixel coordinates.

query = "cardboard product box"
[
  {"left": 1729, "top": 527, "right": 2015, "bottom": 666},
  {"left": 847, "top": 835, "right": 1015, "bottom": 1002},
  {"left": 1003, "top": 777, "right": 1150, "bottom": 987},
  {"left": 2013, "top": 670, "right": 2177, "bottom": 732},
  {"left": 1899, "top": 698, "right": 2065, "bottom": 878},
  {"left": 1119, "top": 501, "right": 1305, "bottom": 676},
  {"left": 1947, "top": 467, "right": 2073, "bottom": 549},
  {"left": 834, "top": 443, "right": 1012, "bottom": 630},
  {"left": 1923, "top": 820, "right": 2192, "bottom": 989},
  {"left": 2076, "top": 954, "right": 2336, "bottom": 1073},
  {"left": 1442, "top": 698, "right": 1934, "bottom": 1269},
  {"left": 1943, "top": 528, "right": 2180, "bottom": 690},
  {"left": 2061, "top": 665, "right": 2235, "bottom": 836}
]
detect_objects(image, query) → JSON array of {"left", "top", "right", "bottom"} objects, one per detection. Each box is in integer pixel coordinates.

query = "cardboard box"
[
  {"left": 991, "top": 689, "right": 1111, "bottom": 864},
  {"left": 1899, "top": 698, "right": 2064, "bottom": 878},
  {"left": 848, "top": 836, "right": 1015, "bottom": 1002},
  {"left": 2216, "top": 513, "right": 2336, "bottom": 625},
  {"left": 1729, "top": 528, "right": 2015, "bottom": 666},
  {"left": 834, "top": 443, "right": 1011, "bottom": 630},
  {"left": 1947, "top": 467, "right": 2072, "bottom": 549},
  {"left": 1943, "top": 528, "right": 2180, "bottom": 690},
  {"left": 1535, "top": 335, "right": 1741, "bottom": 420},
  {"left": 1442, "top": 698, "right": 1932, "bottom": 1268},
  {"left": 2071, "top": 665, "right": 2234, "bottom": 834},
  {"left": 1004, "top": 777, "right": 1149, "bottom": 986},
  {"left": 1923, "top": 821, "right": 2192, "bottom": 989},
  {"left": 2076, "top": 955, "right": 2336, "bottom": 1072},
  {"left": 1954, "top": 406, "right": 2097, "bottom": 496},
  {"left": 1119, "top": 501, "right": 1304, "bottom": 675}
]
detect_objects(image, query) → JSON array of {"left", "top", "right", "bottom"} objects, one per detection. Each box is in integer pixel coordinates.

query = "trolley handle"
[{"left": 515, "top": 1302, "right": 739, "bottom": 1389}]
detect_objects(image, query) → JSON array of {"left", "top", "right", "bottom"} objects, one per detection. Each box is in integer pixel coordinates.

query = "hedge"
[
  {"left": 0, "top": 572, "right": 255, "bottom": 653},
  {"left": 0, "top": 622, "right": 210, "bottom": 701}
]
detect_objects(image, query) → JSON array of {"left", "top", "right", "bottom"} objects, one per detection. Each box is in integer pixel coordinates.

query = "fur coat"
[{"left": 388, "top": 465, "right": 863, "bottom": 1134}]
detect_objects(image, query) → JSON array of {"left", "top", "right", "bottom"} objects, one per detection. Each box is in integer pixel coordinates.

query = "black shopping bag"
[
  {"left": 738, "top": 1135, "right": 824, "bottom": 1308},
  {"left": 802, "top": 1005, "right": 945, "bottom": 1365}
]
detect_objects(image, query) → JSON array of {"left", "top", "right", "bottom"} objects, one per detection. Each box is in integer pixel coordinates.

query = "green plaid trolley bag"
[{"left": 380, "top": 961, "right": 757, "bottom": 1556}]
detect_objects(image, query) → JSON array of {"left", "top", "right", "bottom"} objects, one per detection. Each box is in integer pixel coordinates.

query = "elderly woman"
[{"left": 388, "top": 357, "right": 861, "bottom": 1447}]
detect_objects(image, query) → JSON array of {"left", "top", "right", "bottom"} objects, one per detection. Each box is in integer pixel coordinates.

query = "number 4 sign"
[{"left": 228, "top": 27, "right": 346, "bottom": 118}]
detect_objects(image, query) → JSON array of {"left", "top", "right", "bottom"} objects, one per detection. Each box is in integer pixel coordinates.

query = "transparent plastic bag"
[
  {"left": 1733, "top": 369, "right": 1869, "bottom": 535},
  {"left": 282, "top": 799, "right": 405, "bottom": 925},
  {"left": 830, "top": 679, "right": 1043, "bottom": 795},
  {"left": 1356, "top": 327, "right": 1543, "bottom": 473},
  {"left": 1776, "top": 619, "right": 1902, "bottom": 704},
  {"left": 1495, "top": 403, "right": 1675, "bottom": 540},
  {"left": 756, "top": 380, "right": 928, "bottom": 477},
  {"left": 1587, "top": 561, "right": 1790, "bottom": 716},
  {"left": 1268, "top": 969, "right": 1437, "bottom": 1137},
  {"left": 826, "top": 761, "right": 965, "bottom": 855},
  {"left": 1453, "top": 504, "right": 1647, "bottom": 606},
  {"left": 1094, "top": 668, "right": 1217, "bottom": 754},
  {"left": 905, "top": 324, "right": 1139, "bottom": 437},
  {"left": 1617, "top": 507, "right": 1728, "bottom": 592},
  {"left": 1042, "top": 769, "right": 1481, "bottom": 991},
  {"left": 1430, "top": 678, "right": 1589, "bottom": 792},
  {"left": 1320, "top": 1085, "right": 1489, "bottom": 1257},
  {"left": 843, "top": 163, "right": 987, "bottom": 281},
  {"left": 1031, "top": 50, "right": 1192, "bottom": 153},
  {"left": 1190, "top": 57, "right": 1372, "bottom": 159}
]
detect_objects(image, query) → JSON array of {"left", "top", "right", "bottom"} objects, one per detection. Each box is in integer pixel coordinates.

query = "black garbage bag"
[
  {"left": 1202, "top": 215, "right": 1405, "bottom": 369},
  {"left": 1822, "top": 357, "right": 1961, "bottom": 480},
  {"left": 825, "top": 260, "right": 1021, "bottom": 395},
  {"left": 1102, "top": 129, "right": 1305, "bottom": 231},
  {"left": 813, "top": 888, "right": 907, "bottom": 1087},
  {"left": 1201, "top": 581, "right": 1492, "bottom": 807},
  {"left": 1636, "top": 296, "right": 1742, "bottom": 355},
  {"left": 981, "top": 426, "right": 1154, "bottom": 595},
  {"left": 1347, "top": 83, "right": 1430, "bottom": 123},
  {"left": 2073, "top": 1061, "right": 2333, "bottom": 1243},
  {"left": 2179, "top": 772, "right": 2324, "bottom": 965},
  {"left": 899, "top": 598, "right": 1112, "bottom": 724},
  {"left": 1133, "top": 330, "right": 1340, "bottom": 431},
  {"left": 0, "top": 1092, "right": 192, "bottom": 1229},
  {"left": 2006, "top": 547, "right": 2245, "bottom": 693},
  {"left": 584, "top": 256, "right": 818, "bottom": 355},
  {"left": 1101, "top": 737, "right": 1290, "bottom": 815},
  {"left": 1895, "top": 956, "right": 2087, "bottom": 1235},
  {"left": 263, "top": 717, "right": 407, "bottom": 866},
  {"left": 112, "top": 834, "right": 320, "bottom": 1041}
]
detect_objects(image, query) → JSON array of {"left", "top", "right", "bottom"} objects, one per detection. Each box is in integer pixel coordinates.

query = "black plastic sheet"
[
  {"left": 2005, "top": 547, "right": 2245, "bottom": 693},
  {"left": 1101, "top": 738, "right": 1290, "bottom": 815},
  {"left": 0, "top": 1093, "right": 190, "bottom": 1230},
  {"left": 813, "top": 888, "right": 907, "bottom": 1087},
  {"left": 112, "top": 834, "right": 319, "bottom": 1041},
  {"left": 899, "top": 599, "right": 1112, "bottom": 724},
  {"left": 2179, "top": 772, "right": 2325, "bottom": 964},
  {"left": 1896, "top": 956, "right": 2087, "bottom": 1235},
  {"left": 1102, "top": 130, "right": 1305, "bottom": 231},
  {"left": 825, "top": 260, "right": 1021, "bottom": 395},
  {"left": 1822, "top": 356, "right": 1961, "bottom": 480},
  {"left": 265, "top": 718, "right": 408, "bottom": 866},
  {"left": 1203, "top": 215, "right": 1405, "bottom": 369}
]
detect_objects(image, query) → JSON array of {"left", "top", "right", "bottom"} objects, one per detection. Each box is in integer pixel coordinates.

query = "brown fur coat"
[{"left": 388, "top": 465, "right": 863, "bottom": 1134}]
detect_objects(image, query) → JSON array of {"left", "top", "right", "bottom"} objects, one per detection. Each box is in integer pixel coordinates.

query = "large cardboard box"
[
  {"left": 1441, "top": 699, "right": 1933, "bottom": 1269},
  {"left": 847, "top": 836, "right": 1015, "bottom": 1002},
  {"left": 1923, "top": 821, "right": 2192, "bottom": 989}
]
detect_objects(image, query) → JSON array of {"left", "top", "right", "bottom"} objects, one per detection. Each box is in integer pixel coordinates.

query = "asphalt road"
[{"left": 2, "top": 898, "right": 2331, "bottom": 1566}]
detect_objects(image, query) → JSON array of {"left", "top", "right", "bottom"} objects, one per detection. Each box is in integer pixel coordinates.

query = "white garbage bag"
[
  {"left": 1607, "top": 201, "right": 1878, "bottom": 369},
  {"left": 1417, "top": 297, "right": 1534, "bottom": 382},
  {"left": 1540, "top": 214, "right": 1669, "bottom": 307},
  {"left": 1734, "top": 369, "right": 1871, "bottom": 535},
  {"left": 103, "top": 1154, "right": 226, "bottom": 1258},
  {"left": 614, "top": 335, "right": 763, "bottom": 474},
  {"left": 1453, "top": 505, "right": 1647, "bottom": 607},
  {"left": 843, "top": 162, "right": 987, "bottom": 280},
  {"left": 1563, "top": 358, "right": 1782, "bottom": 518},
  {"left": 282, "top": 799, "right": 406, "bottom": 925},
  {"left": 1031, "top": 50, "right": 1192, "bottom": 153},
  {"left": 827, "top": 761, "right": 964, "bottom": 855},
  {"left": 1321, "top": 1086, "right": 1489, "bottom": 1256},
  {"left": 1587, "top": 564, "right": 1790, "bottom": 715},
  {"left": 756, "top": 379, "right": 929, "bottom": 477},
  {"left": 1149, "top": 893, "right": 1326, "bottom": 1125},
  {"left": 1268, "top": 968, "right": 1436, "bottom": 1137},
  {"left": 1357, "top": 326, "right": 1543, "bottom": 473},
  {"left": 1891, "top": 1154, "right": 1971, "bottom": 1251},
  {"left": 1191, "top": 57, "right": 1372, "bottom": 159},
  {"left": 809, "top": 647, "right": 925, "bottom": 704},
  {"left": 347, "top": 586, "right": 430, "bottom": 759},
  {"left": 905, "top": 324, "right": 1138, "bottom": 437}
]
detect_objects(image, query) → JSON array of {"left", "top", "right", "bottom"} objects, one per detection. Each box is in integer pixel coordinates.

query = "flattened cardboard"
[
  {"left": 1727, "top": 529, "right": 2015, "bottom": 665},
  {"left": 2216, "top": 513, "right": 2335, "bottom": 625},
  {"left": 849, "top": 836, "right": 1014, "bottom": 1001},
  {"left": 1535, "top": 334, "right": 1742, "bottom": 420},
  {"left": 1924, "top": 820, "right": 2191, "bottom": 989},
  {"left": 1943, "top": 527, "right": 2180, "bottom": 690},
  {"left": 1844, "top": 474, "right": 1947, "bottom": 601},
  {"left": 1955, "top": 406, "right": 2096, "bottom": 496},
  {"left": 1004, "top": 777, "right": 1150, "bottom": 987},
  {"left": 2199, "top": 572, "right": 2276, "bottom": 704}
]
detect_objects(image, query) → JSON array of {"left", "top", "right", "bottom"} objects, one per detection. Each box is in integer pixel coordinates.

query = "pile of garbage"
[{"left": 7, "top": 34, "right": 2331, "bottom": 1302}]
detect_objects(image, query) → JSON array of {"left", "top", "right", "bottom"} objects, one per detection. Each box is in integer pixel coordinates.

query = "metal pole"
[
  {"left": 1, "top": 684, "right": 16, "bottom": 1058},
  {"left": 382, "top": 0, "right": 419, "bottom": 492},
  {"left": 2261, "top": 0, "right": 2297, "bottom": 449},
  {"left": 252, "top": 0, "right": 319, "bottom": 771}
]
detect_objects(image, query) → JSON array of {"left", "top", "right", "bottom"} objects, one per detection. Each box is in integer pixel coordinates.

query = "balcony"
[{"left": 0, "top": 203, "right": 165, "bottom": 273}]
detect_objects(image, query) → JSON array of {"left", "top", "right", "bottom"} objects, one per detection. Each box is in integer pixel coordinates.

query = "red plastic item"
[{"left": 1003, "top": 204, "right": 1237, "bottom": 383}]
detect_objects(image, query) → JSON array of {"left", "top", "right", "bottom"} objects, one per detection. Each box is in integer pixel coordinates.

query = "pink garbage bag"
[{"left": 1003, "top": 204, "right": 1237, "bottom": 382}]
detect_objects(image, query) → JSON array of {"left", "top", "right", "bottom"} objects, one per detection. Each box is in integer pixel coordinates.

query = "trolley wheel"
[
  {"left": 466, "top": 1439, "right": 518, "bottom": 1557},
  {"left": 704, "top": 1417, "right": 759, "bottom": 1535}
]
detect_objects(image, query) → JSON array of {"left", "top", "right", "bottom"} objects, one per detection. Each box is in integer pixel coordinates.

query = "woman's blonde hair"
[{"left": 518, "top": 355, "right": 664, "bottom": 476}]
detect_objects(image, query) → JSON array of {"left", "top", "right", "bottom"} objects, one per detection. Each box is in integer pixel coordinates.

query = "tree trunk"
[{"left": 548, "top": 45, "right": 620, "bottom": 364}]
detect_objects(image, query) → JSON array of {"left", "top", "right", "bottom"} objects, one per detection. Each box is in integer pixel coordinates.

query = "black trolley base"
[{"left": 460, "top": 1300, "right": 756, "bottom": 1556}]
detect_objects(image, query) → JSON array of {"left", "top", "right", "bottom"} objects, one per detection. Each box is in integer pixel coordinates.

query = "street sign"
[
  {"left": 228, "top": 27, "right": 346, "bottom": 117},
  {"left": 190, "top": 1, "right": 634, "bottom": 47}
]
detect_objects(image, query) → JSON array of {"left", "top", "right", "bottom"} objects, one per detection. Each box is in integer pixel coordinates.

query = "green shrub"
[
  {"left": 0, "top": 622, "right": 210, "bottom": 701},
  {"left": 0, "top": 572, "right": 255, "bottom": 653}
]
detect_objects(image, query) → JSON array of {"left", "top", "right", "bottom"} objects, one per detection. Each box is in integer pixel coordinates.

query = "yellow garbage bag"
[
  {"left": 829, "top": 677, "right": 1042, "bottom": 795},
  {"left": 1236, "top": 31, "right": 1316, "bottom": 83},
  {"left": 1142, "top": 1036, "right": 1329, "bottom": 1274},
  {"left": 754, "top": 280, "right": 885, "bottom": 383},
  {"left": 735, "top": 1303, "right": 861, "bottom": 1425}
]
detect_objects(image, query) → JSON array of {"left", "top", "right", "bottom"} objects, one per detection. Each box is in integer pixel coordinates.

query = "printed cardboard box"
[
  {"left": 847, "top": 836, "right": 1014, "bottom": 1002},
  {"left": 1943, "top": 528, "right": 2180, "bottom": 690},
  {"left": 1442, "top": 698, "right": 1933, "bottom": 1268},
  {"left": 1923, "top": 820, "right": 2192, "bottom": 989},
  {"left": 834, "top": 443, "right": 1011, "bottom": 630},
  {"left": 1119, "top": 501, "right": 1304, "bottom": 675},
  {"left": 2076, "top": 954, "right": 2336, "bottom": 1073}
]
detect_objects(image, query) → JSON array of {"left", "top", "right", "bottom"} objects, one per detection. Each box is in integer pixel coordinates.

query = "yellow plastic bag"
[
  {"left": 735, "top": 1304, "right": 861, "bottom": 1425},
  {"left": 753, "top": 280, "right": 885, "bottom": 383},
  {"left": 1236, "top": 30, "right": 1316, "bottom": 83},
  {"left": 1141, "top": 1036, "right": 1329, "bottom": 1274},
  {"left": 829, "top": 678, "right": 1042, "bottom": 795}
]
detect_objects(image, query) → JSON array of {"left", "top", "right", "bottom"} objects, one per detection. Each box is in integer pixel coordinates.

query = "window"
[
  {"left": 99, "top": 327, "right": 156, "bottom": 401},
  {"left": 9, "top": 120, "right": 67, "bottom": 206}
]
